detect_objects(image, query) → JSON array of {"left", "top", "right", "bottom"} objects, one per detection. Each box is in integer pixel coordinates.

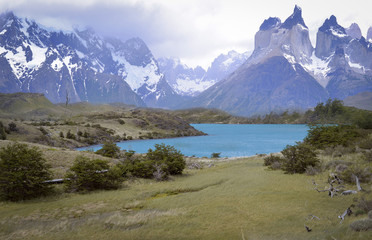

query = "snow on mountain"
[
  {"left": 158, "top": 50, "right": 250, "bottom": 97},
  {"left": 0, "top": 11, "right": 179, "bottom": 107},
  {"left": 182, "top": 5, "right": 372, "bottom": 117}
]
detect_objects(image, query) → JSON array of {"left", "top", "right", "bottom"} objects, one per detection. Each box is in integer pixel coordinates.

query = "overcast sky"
[{"left": 1, "top": 0, "right": 371, "bottom": 68}]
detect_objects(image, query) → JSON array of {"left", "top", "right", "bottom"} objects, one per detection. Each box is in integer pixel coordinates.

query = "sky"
[{"left": 1, "top": 0, "right": 371, "bottom": 69}]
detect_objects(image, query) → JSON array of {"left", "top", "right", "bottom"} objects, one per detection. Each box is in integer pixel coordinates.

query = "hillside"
[
  {"left": 344, "top": 92, "right": 372, "bottom": 111},
  {"left": 0, "top": 93, "right": 205, "bottom": 148},
  {"left": 171, "top": 108, "right": 252, "bottom": 124}
]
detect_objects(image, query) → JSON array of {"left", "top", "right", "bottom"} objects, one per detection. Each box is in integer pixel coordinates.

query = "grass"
[{"left": 1, "top": 156, "right": 371, "bottom": 239}]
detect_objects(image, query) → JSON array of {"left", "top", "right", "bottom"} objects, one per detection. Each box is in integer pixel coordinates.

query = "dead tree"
[
  {"left": 338, "top": 206, "right": 353, "bottom": 224},
  {"left": 66, "top": 90, "right": 70, "bottom": 106},
  {"left": 354, "top": 175, "right": 363, "bottom": 191}
]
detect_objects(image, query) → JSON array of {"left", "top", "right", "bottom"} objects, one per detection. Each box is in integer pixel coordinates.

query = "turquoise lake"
[{"left": 79, "top": 124, "right": 309, "bottom": 158}]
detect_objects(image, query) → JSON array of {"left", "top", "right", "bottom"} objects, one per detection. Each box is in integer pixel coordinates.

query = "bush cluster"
[
  {"left": 304, "top": 125, "right": 360, "bottom": 149},
  {"left": 95, "top": 141, "right": 121, "bottom": 158},
  {"left": 120, "top": 144, "right": 185, "bottom": 180},
  {"left": 65, "top": 156, "right": 123, "bottom": 192},
  {"left": 0, "top": 143, "right": 53, "bottom": 201},
  {"left": 263, "top": 143, "right": 319, "bottom": 174}
]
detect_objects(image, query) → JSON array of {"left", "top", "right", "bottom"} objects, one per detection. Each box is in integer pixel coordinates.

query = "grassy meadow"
[{"left": 1, "top": 156, "right": 371, "bottom": 240}]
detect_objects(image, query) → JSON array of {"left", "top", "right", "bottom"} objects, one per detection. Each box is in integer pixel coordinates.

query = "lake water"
[{"left": 79, "top": 124, "right": 309, "bottom": 158}]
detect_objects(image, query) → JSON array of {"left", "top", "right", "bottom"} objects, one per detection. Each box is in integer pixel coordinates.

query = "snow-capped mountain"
[
  {"left": 0, "top": 12, "right": 177, "bottom": 107},
  {"left": 203, "top": 50, "right": 250, "bottom": 85},
  {"left": 157, "top": 57, "right": 207, "bottom": 96},
  {"left": 183, "top": 5, "right": 372, "bottom": 116},
  {"left": 157, "top": 50, "right": 250, "bottom": 96}
]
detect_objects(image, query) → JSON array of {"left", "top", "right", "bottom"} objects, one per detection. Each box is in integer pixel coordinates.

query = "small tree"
[
  {"left": 66, "top": 130, "right": 75, "bottom": 140},
  {"left": 0, "top": 121, "right": 6, "bottom": 140},
  {"left": 8, "top": 122, "right": 17, "bottom": 132},
  {"left": 211, "top": 152, "right": 221, "bottom": 158},
  {"left": 146, "top": 144, "right": 185, "bottom": 175},
  {"left": 65, "top": 156, "right": 123, "bottom": 192},
  {"left": 59, "top": 131, "right": 64, "bottom": 138},
  {"left": 281, "top": 142, "right": 319, "bottom": 174},
  {"left": 0, "top": 143, "right": 53, "bottom": 201},
  {"left": 95, "top": 141, "right": 121, "bottom": 158}
]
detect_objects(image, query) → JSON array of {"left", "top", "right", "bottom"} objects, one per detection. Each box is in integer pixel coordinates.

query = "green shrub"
[
  {"left": 263, "top": 154, "right": 284, "bottom": 167},
  {"left": 304, "top": 125, "right": 360, "bottom": 149},
  {"left": 281, "top": 142, "right": 319, "bottom": 174},
  {"left": 147, "top": 144, "right": 185, "bottom": 175},
  {"left": 118, "top": 119, "right": 125, "bottom": 125},
  {"left": 119, "top": 144, "right": 185, "bottom": 180},
  {"left": 0, "top": 121, "right": 6, "bottom": 140},
  {"left": 363, "top": 151, "right": 372, "bottom": 162},
  {"left": 65, "top": 156, "right": 123, "bottom": 192},
  {"left": 339, "top": 164, "right": 372, "bottom": 183},
  {"left": 59, "top": 131, "right": 64, "bottom": 138},
  {"left": 350, "top": 219, "right": 372, "bottom": 231},
  {"left": 39, "top": 126, "right": 48, "bottom": 135},
  {"left": 8, "top": 122, "right": 17, "bottom": 132},
  {"left": 77, "top": 130, "right": 83, "bottom": 137},
  {"left": 121, "top": 157, "right": 156, "bottom": 179},
  {"left": 358, "top": 138, "right": 372, "bottom": 150},
  {"left": 0, "top": 143, "right": 53, "bottom": 201},
  {"left": 66, "top": 130, "right": 75, "bottom": 140},
  {"left": 211, "top": 152, "right": 221, "bottom": 158},
  {"left": 95, "top": 141, "right": 120, "bottom": 158},
  {"left": 83, "top": 131, "right": 89, "bottom": 138}
]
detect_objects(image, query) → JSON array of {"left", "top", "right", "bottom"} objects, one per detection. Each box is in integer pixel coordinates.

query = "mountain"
[
  {"left": 345, "top": 23, "right": 362, "bottom": 39},
  {"left": 157, "top": 57, "right": 207, "bottom": 96},
  {"left": 183, "top": 6, "right": 328, "bottom": 116},
  {"left": 157, "top": 50, "right": 250, "bottom": 97},
  {"left": 367, "top": 27, "right": 372, "bottom": 42},
  {"left": 181, "top": 6, "right": 372, "bottom": 116},
  {"left": 313, "top": 16, "right": 372, "bottom": 99},
  {"left": 202, "top": 50, "right": 250, "bottom": 86},
  {"left": 0, "top": 12, "right": 178, "bottom": 108},
  {"left": 344, "top": 91, "right": 372, "bottom": 111}
]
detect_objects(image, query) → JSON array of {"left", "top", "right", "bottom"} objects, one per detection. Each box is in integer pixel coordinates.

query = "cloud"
[{"left": 0, "top": 0, "right": 371, "bottom": 68}]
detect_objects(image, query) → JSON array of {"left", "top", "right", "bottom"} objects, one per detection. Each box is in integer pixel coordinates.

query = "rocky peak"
[
  {"left": 318, "top": 15, "right": 347, "bottom": 37},
  {"left": 367, "top": 27, "right": 372, "bottom": 42},
  {"left": 345, "top": 23, "right": 362, "bottom": 39},
  {"left": 122, "top": 37, "right": 153, "bottom": 67},
  {"left": 315, "top": 15, "right": 351, "bottom": 59},
  {"left": 281, "top": 5, "right": 307, "bottom": 29},
  {"left": 259, "top": 17, "right": 281, "bottom": 31}
]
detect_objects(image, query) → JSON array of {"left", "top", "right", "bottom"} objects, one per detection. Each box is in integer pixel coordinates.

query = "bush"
[
  {"left": 281, "top": 142, "right": 319, "bottom": 174},
  {"left": 65, "top": 156, "right": 123, "bottom": 192},
  {"left": 118, "top": 119, "right": 125, "bottom": 125},
  {"left": 0, "top": 142, "right": 53, "bottom": 201},
  {"left": 119, "top": 144, "right": 185, "bottom": 180},
  {"left": 0, "top": 121, "right": 6, "bottom": 140},
  {"left": 120, "top": 156, "right": 155, "bottom": 179},
  {"left": 59, "top": 131, "right": 64, "bottom": 138},
  {"left": 263, "top": 154, "right": 284, "bottom": 167},
  {"left": 350, "top": 219, "right": 372, "bottom": 231},
  {"left": 66, "top": 130, "right": 76, "bottom": 140},
  {"left": 211, "top": 152, "right": 221, "bottom": 158},
  {"left": 147, "top": 144, "right": 185, "bottom": 175},
  {"left": 339, "top": 164, "right": 372, "bottom": 183},
  {"left": 95, "top": 141, "right": 121, "bottom": 158},
  {"left": 304, "top": 125, "right": 360, "bottom": 149},
  {"left": 8, "top": 122, "right": 17, "bottom": 132}
]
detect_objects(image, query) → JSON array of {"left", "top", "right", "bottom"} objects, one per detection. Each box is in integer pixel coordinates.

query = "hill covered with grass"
[{"left": 0, "top": 93, "right": 205, "bottom": 148}]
